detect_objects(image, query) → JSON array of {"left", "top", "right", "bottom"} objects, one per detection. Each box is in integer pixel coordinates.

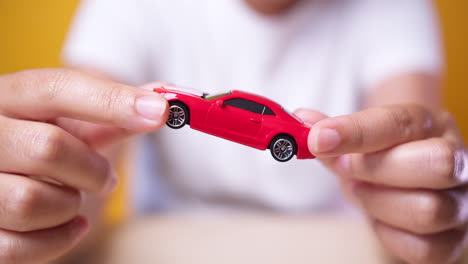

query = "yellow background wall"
[
  {"left": 0, "top": 1, "right": 467, "bottom": 221},
  {"left": 0, "top": 0, "right": 126, "bottom": 223},
  {"left": 436, "top": 0, "right": 468, "bottom": 141},
  {"left": 0, "top": 1, "right": 79, "bottom": 72}
]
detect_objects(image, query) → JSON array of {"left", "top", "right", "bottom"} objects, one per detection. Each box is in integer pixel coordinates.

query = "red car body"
[{"left": 154, "top": 86, "right": 314, "bottom": 161}]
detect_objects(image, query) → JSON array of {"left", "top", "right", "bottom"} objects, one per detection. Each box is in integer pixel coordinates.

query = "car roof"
[{"left": 230, "top": 90, "right": 282, "bottom": 109}]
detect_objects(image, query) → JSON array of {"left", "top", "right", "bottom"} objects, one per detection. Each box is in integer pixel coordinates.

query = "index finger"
[
  {"left": 0, "top": 69, "right": 168, "bottom": 132},
  {"left": 309, "top": 104, "right": 444, "bottom": 157}
]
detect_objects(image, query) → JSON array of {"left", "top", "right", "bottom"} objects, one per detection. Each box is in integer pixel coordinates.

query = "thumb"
[
  {"left": 293, "top": 109, "right": 359, "bottom": 203},
  {"left": 294, "top": 108, "right": 341, "bottom": 170},
  {"left": 293, "top": 108, "right": 329, "bottom": 125},
  {"left": 54, "top": 82, "right": 172, "bottom": 148},
  {"left": 140, "top": 81, "right": 175, "bottom": 91},
  {"left": 293, "top": 109, "right": 346, "bottom": 173}
]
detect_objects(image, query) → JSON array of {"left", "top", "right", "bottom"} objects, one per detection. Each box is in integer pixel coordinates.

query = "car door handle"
[{"left": 250, "top": 117, "right": 261, "bottom": 123}]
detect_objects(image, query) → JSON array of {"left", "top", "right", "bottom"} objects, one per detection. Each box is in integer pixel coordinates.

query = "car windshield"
[{"left": 204, "top": 92, "right": 232, "bottom": 101}]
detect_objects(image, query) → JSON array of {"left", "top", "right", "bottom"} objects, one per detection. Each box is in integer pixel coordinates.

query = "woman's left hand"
[{"left": 296, "top": 105, "right": 468, "bottom": 264}]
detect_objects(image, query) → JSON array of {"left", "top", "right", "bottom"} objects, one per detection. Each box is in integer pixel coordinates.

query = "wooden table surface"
[{"left": 98, "top": 213, "right": 398, "bottom": 264}]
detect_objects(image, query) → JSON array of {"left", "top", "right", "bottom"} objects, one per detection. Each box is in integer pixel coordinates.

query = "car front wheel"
[
  {"left": 269, "top": 135, "right": 297, "bottom": 162},
  {"left": 167, "top": 101, "right": 189, "bottom": 129}
]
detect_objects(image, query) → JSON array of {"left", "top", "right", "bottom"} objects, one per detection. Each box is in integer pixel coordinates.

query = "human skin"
[
  {"left": 0, "top": 68, "right": 168, "bottom": 263},
  {"left": 244, "top": 0, "right": 301, "bottom": 15},
  {"left": 245, "top": 2, "right": 468, "bottom": 262},
  {"left": 295, "top": 72, "right": 468, "bottom": 264},
  {"left": 243, "top": 2, "right": 468, "bottom": 262},
  {"left": 1, "top": 71, "right": 464, "bottom": 264}
]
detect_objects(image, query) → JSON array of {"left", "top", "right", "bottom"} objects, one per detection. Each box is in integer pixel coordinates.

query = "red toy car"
[{"left": 154, "top": 85, "right": 314, "bottom": 162}]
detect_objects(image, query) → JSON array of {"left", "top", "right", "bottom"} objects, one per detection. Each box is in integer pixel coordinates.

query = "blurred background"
[{"left": 0, "top": 0, "right": 467, "bottom": 224}]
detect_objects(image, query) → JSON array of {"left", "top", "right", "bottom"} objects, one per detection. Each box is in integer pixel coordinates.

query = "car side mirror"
[{"left": 216, "top": 100, "right": 224, "bottom": 108}]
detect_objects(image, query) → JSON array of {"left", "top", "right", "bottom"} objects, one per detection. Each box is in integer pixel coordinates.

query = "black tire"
[
  {"left": 167, "top": 101, "right": 190, "bottom": 129},
  {"left": 269, "top": 135, "right": 297, "bottom": 162}
]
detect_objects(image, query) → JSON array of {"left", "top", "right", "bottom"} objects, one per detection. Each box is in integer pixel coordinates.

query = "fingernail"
[
  {"left": 135, "top": 96, "right": 167, "bottom": 121},
  {"left": 314, "top": 128, "right": 341, "bottom": 153},
  {"left": 336, "top": 154, "right": 351, "bottom": 174},
  {"left": 304, "top": 121, "right": 314, "bottom": 127},
  {"left": 345, "top": 180, "right": 364, "bottom": 208},
  {"left": 350, "top": 181, "right": 361, "bottom": 196},
  {"left": 70, "top": 216, "right": 89, "bottom": 236},
  {"left": 101, "top": 169, "right": 118, "bottom": 195},
  {"left": 343, "top": 179, "right": 357, "bottom": 197}
]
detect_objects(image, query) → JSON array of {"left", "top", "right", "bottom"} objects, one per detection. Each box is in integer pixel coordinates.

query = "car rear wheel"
[
  {"left": 167, "top": 101, "right": 189, "bottom": 129},
  {"left": 269, "top": 135, "right": 297, "bottom": 162}
]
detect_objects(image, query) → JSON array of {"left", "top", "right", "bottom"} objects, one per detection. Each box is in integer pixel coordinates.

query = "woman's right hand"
[{"left": 0, "top": 68, "right": 168, "bottom": 263}]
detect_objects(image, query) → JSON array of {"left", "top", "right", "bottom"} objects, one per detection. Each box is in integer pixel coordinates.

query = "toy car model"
[{"left": 154, "top": 85, "right": 314, "bottom": 162}]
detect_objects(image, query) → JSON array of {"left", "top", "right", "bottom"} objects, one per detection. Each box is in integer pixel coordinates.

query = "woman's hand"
[
  {"left": 0, "top": 68, "right": 168, "bottom": 263},
  {"left": 296, "top": 105, "right": 468, "bottom": 264}
]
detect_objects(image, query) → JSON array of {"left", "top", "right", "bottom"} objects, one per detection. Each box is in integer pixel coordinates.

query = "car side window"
[
  {"left": 262, "top": 106, "right": 275, "bottom": 116},
  {"left": 224, "top": 98, "right": 264, "bottom": 114}
]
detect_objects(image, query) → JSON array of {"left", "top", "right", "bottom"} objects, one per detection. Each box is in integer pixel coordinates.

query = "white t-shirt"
[{"left": 64, "top": 0, "right": 442, "bottom": 213}]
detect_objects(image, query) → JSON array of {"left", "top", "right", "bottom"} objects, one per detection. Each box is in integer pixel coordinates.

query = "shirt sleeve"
[
  {"left": 62, "top": 0, "right": 152, "bottom": 85},
  {"left": 356, "top": 0, "right": 444, "bottom": 90}
]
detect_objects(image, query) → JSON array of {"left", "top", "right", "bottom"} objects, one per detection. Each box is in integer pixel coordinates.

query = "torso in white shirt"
[{"left": 64, "top": 0, "right": 441, "bottom": 212}]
